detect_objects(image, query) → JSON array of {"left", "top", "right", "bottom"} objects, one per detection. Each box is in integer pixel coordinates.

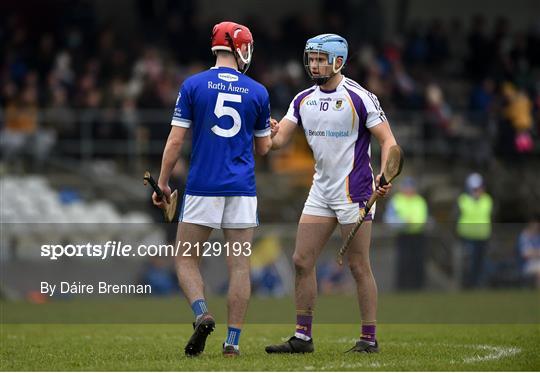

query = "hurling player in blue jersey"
[
  {"left": 152, "top": 21, "right": 272, "bottom": 357},
  {"left": 265, "top": 34, "right": 398, "bottom": 354}
]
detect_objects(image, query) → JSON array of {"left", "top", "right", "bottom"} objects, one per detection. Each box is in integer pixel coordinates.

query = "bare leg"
[
  {"left": 293, "top": 214, "right": 337, "bottom": 316},
  {"left": 178, "top": 223, "right": 217, "bottom": 357},
  {"left": 340, "top": 221, "right": 377, "bottom": 323},
  {"left": 174, "top": 222, "right": 213, "bottom": 304},
  {"left": 265, "top": 214, "right": 337, "bottom": 353},
  {"left": 223, "top": 228, "right": 254, "bottom": 328}
]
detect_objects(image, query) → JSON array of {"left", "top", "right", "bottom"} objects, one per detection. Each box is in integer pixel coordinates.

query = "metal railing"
[{"left": 1, "top": 108, "right": 537, "bottom": 166}]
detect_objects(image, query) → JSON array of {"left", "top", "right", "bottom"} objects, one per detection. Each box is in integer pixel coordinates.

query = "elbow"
[
  {"left": 166, "top": 134, "right": 184, "bottom": 148},
  {"left": 169, "top": 140, "right": 184, "bottom": 153},
  {"left": 170, "top": 139, "right": 184, "bottom": 148}
]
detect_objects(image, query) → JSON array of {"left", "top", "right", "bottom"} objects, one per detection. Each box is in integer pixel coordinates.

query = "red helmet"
[{"left": 211, "top": 21, "right": 254, "bottom": 72}]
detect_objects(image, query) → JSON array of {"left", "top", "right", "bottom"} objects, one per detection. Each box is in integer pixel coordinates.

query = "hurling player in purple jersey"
[{"left": 266, "top": 34, "right": 398, "bottom": 354}]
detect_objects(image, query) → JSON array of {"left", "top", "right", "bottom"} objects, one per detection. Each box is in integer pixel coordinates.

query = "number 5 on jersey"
[{"left": 211, "top": 92, "right": 242, "bottom": 138}]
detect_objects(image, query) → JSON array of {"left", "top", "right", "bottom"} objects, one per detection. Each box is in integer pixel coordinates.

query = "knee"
[
  {"left": 175, "top": 254, "right": 198, "bottom": 269},
  {"left": 228, "top": 257, "right": 251, "bottom": 277},
  {"left": 348, "top": 260, "right": 371, "bottom": 281},
  {"left": 293, "top": 253, "right": 314, "bottom": 276}
]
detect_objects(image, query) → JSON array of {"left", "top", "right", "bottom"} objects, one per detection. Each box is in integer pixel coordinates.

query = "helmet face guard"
[
  {"left": 303, "top": 34, "right": 348, "bottom": 85},
  {"left": 303, "top": 50, "right": 342, "bottom": 86}
]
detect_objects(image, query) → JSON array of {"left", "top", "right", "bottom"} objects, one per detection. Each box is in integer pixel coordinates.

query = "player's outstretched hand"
[
  {"left": 152, "top": 184, "right": 171, "bottom": 208},
  {"left": 270, "top": 118, "right": 280, "bottom": 138},
  {"left": 375, "top": 174, "right": 392, "bottom": 198}
]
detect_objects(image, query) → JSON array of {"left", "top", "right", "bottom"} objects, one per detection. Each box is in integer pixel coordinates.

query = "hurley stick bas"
[
  {"left": 143, "top": 171, "right": 178, "bottom": 223},
  {"left": 337, "top": 145, "right": 404, "bottom": 265}
]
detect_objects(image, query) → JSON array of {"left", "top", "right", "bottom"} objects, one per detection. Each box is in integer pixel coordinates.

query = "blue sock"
[
  {"left": 225, "top": 326, "right": 241, "bottom": 346},
  {"left": 191, "top": 299, "right": 208, "bottom": 319}
]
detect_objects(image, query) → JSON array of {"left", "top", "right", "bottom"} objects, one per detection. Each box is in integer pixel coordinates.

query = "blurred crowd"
[
  {"left": 2, "top": 2, "right": 539, "bottom": 297},
  {"left": 1, "top": 3, "right": 540, "bottom": 166},
  {"left": 349, "top": 15, "right": 540, "bottom": 161}
]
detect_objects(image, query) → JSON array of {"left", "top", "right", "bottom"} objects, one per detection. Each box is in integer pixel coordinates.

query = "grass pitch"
[{"left": 1, "top": 291, "right": 539, "bottom": 371}]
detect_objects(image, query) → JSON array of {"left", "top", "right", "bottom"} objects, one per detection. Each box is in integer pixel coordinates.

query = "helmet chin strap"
[
  {"left": 236, "top": 44, "right": 252, "bottom": 65},
  {"left": 224, "top": 32, "right": 252, "bottom": 73},
  {"left": 235, "top": 44, "right": 252, "bottom": 73}
]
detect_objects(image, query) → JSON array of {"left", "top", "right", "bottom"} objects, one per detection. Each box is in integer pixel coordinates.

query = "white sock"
[
  {"left": 294, "top": 332, "right": 311, "bottom": 341},
  {"left": 224, "top": 342, "right": 239, "bottom": 350}
]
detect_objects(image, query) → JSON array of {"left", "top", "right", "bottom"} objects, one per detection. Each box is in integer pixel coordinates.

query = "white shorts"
[
  {"left": 180, "top": 195, "right": 258, "bottom": 229},
  {"left": 302, "top": 192, "right": 375, "bottom": 225}
]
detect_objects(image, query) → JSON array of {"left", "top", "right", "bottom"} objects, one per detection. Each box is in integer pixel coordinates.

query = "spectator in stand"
[
  {"left": 470, "top": 78, "right": 496, "bottom": 115},
  {"left": 517, "top": 214, "right": 540, "bottom": 288},
  {"left": 1, "top": 85, "right": 55, "bottom": 169},
  {"left": 499, "top": 82, "right": 534, "bottom": 156},
  {"left": 424, "top": 83, "right": 452, "bottom": 137},
  {"left": 467, "top": 78, "right": 497, "bottom": 166},
  {"left": 423, "top": 83, "right": 463, "bottom": 159}
]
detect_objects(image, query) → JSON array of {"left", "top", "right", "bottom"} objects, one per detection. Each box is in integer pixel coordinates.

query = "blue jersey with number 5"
[{"left": 171, "top": 66, "right": 271, "bottom": 196}]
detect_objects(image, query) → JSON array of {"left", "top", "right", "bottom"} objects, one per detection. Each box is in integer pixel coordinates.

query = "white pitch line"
[
  {"left": 461, "top": 344, "right": 521, "bottom": 364},
  {"left": 423, "top": 342, "right": 522, "bottom": 364},
  {"left": 332, "top": 340, "right": 521, "bottom": 366}
]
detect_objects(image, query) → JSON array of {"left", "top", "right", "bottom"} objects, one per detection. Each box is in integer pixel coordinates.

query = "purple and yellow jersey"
[
  {"left": 285, "top": 77, "right": 386, "bottom": 203},
  {"left": 171, "top": 67, "right": 271, "bottom": 196}
]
